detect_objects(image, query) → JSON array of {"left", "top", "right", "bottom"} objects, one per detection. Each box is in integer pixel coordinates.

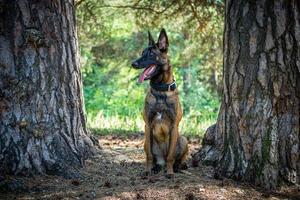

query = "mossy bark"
[
  {"left": 0, "top": 0, "right": 95, "bottom": 177},
  {"left": 194, "top": 0, "right": 300, "bottom": 189}
]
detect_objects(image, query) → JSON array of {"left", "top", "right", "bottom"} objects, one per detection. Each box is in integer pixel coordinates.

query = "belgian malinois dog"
[{"left": 132, "top": 29, "right": 188, "bottom": 178}]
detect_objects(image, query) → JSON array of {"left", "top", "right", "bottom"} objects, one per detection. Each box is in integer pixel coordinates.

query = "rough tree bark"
[
  {"left": 0, "top": 0, "right": 95, "bottom": 178},
  {"left": 194, "top": 0, "right": 300, "bottom": 189}
]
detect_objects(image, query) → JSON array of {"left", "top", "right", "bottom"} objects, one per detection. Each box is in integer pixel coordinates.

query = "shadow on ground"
[{"left": 0, "top": 133, "right": 299, "bottom": 200}]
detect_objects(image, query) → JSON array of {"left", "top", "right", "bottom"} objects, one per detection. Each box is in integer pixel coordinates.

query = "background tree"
[
  {"left": 195, "top": 0, "right": 300, "bottom": 189},
  {"left": 0, "top": 0, "right": 95, "bottom": 177}
]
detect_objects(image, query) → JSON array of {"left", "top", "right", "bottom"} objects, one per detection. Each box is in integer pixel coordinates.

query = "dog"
[{"left": 132, "top": 29, "right": 188, "bottom": 178}]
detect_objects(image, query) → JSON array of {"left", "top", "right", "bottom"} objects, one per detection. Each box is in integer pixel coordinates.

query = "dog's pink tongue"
[
  {"left": 138, "top": 65, "right": 156, "bottom": 83},
  {"left": 138, "top": 72, "right": 147, "bottom": 83}
]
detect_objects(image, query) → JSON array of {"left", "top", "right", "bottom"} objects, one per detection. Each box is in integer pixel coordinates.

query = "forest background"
[{"left": 77, "top": 0, "right": 224, "bottom": 136}]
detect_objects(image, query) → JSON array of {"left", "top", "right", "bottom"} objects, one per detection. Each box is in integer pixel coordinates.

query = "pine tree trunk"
[
  {"left": 194, "top": 0, "right": 300, "bottom": 189},
  {"left": 0, "top": 0, "right": 95, "bottom": 178}
]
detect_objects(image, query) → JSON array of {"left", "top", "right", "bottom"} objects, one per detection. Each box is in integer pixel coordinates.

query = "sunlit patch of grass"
[
  {"left": 180, "top": 117, "right": 215, "bottom": 137},
  {"left": 87, "top": 110, "right": 216, "bottom": 138},
  {"left": 87, "top": 111, "right": 144, "bottom": 133}
]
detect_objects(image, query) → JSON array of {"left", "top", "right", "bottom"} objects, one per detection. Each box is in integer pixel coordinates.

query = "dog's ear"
[
  {"left": 148, "top": 31, "right": 155, "bottom": 46},
  {"left": 157, "top": 28, "right": 169, "bottom": 52}
]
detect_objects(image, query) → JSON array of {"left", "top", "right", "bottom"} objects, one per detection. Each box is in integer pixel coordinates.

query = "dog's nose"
[{"left": 131, "top": 61, "right": 139, "bottom": 68}]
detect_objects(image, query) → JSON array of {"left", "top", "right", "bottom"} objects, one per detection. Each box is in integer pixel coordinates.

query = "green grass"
[
  {"left": 86, "top": 109, "right": 217, "bottom": 137},
  {"left": 87, "top": 111, "right": 144, "bottom": 133}
]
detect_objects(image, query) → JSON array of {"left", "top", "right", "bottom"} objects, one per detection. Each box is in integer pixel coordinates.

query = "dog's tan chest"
[{"left": 153, "top": 121, "right": 170, "bottom": 143}]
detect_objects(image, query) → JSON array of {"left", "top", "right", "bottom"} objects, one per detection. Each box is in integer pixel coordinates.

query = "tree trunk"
[
  {"left": 194, "top": 0, "right": 300, "bottom": 189},
  {"left": 0, "top": 0, "right": 95, "bottom": 178}
]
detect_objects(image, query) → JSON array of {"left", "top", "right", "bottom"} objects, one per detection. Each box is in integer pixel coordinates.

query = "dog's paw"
[
  {"left": 180, "top": 162, "right": 188, "bottom": 170},
  {"left": 151, "top": 164, "right": 162, "bottom": 174},
  {"left": 173, "top": 164, "right": 180, "bottom": 173},
  {"left": 174, "top": 162, "right": 188, "bottom": 173}
]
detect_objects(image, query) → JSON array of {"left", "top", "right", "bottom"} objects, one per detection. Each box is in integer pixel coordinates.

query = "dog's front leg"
[
  {"left": 166, "top": 126, "right": 179, "bottom": 178},
  {"left": 166, "top": 101, "right": 182, "bottom": 179},
  {"left": 144, "top": 124, "right": 153, "bottom": 176}
]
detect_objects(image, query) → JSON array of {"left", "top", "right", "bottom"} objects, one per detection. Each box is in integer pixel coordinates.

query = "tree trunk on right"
[{"left": 194, "top": 0, "right": 300, "bottom": 189}]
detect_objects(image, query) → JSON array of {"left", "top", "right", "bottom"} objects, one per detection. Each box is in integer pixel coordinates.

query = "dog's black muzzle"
[
  {"left": 131, "top": 47, "right": 165, "bottom": 69},
  {"left": 131, "top": 61, "right": 139, "bottom": 68},
  {"left": 131, "top": 58, "right": 158, "bottom": 69}
]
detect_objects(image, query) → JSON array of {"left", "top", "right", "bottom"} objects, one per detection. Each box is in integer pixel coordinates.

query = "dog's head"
[{"left": 132, "top": 29, "right": 169, "bottom": 83}]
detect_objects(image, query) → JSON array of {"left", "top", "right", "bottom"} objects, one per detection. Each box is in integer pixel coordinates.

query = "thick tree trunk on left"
[{"left": 0, "top": 0, "right": 95, "bottom": 177}]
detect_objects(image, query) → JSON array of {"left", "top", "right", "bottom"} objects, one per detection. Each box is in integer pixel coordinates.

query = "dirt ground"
[{"left": 0, "top": 133, "right": 299, "bottom": 200}]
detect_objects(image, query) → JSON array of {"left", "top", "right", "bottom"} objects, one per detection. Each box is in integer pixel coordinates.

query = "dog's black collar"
[{"left": 150, "top": 81, "right": 177, "bottom": 92}]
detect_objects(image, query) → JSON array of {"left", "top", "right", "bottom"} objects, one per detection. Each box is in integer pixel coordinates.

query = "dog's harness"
[{"left": 150, "top": 81, "right": 176, "bottom": 92}]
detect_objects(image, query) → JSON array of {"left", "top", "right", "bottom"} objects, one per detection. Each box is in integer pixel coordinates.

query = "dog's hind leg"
[
  {"left": 174, "top": 136, "right": 188, "bottom": 172},
  {"left": 179, "top": 136, "right": 188, "bottom": 163}
]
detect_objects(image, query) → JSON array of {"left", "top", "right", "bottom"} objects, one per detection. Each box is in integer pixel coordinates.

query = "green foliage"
[{"left": 76, "top": 0, "right": 224, "bottom": 136}]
